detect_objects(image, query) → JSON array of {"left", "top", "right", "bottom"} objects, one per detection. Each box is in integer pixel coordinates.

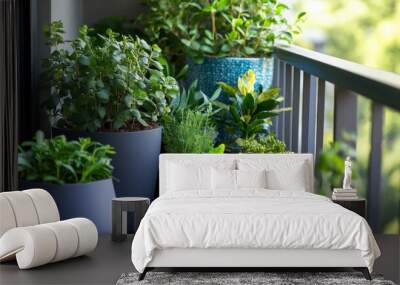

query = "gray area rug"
[{"left": 117, "top": 272, "right": 396, "bottom": 285}]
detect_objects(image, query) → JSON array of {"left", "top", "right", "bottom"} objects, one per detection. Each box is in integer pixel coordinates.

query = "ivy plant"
[
  {"left": 18, "top": 131, "right": 115, "bottom": 184},
  {"left": 215, "top": 69, "right": 290, "bottom": 145},
  {"left": 42, "top": 21, "right": 179, "bottom": 132},
  {"left": 138, "top": 0, "right": 306, "bottom": 63}
]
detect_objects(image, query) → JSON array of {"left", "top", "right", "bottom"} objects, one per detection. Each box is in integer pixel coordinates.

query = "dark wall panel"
[{"left": 83, "top": 0, "right": 144, "bottom": 25}]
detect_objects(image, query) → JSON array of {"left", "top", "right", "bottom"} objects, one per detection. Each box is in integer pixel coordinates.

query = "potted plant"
[
  {"left": 138, "top": 0, "right": 305, "bottom": 97},
  {"left": 162, "top": 80, "right": 225, "bottom": 153},
  {"left": 214, "top": 69, "right": 290, "bottom": 151},
  {"left": 42, "top": 21, "right": 179, "bottom": 199},
  {"left": 163, "top": 110, "right": 222, "bottom": 153},
  {"left": 18, "top": 131, "right": 116, "bottom": 234}
]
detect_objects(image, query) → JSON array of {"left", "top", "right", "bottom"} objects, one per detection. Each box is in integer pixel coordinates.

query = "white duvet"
[{"left": 131, "top": 190, "right": 380, "bottom": 273}]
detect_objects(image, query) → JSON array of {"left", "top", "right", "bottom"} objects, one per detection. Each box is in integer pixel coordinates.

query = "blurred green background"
[{"left": 292, "top": 0, "right": 399, "bottom": 234}]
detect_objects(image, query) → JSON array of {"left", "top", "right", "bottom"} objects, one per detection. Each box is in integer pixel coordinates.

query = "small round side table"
[{"left": 112, "top": 197, "right": 150, "bottom": 242}]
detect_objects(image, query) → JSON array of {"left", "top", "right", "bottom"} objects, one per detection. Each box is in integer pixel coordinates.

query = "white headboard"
[{"left": 159, "top": 153, "right": 314, "bottom": 196}]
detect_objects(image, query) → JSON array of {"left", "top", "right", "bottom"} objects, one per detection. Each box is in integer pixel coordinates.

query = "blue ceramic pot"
[
  {"left": 185, "top": 56, "right": 274, "bottom": 98},
  {"left": 52, "top": 127, "right": 162, "bottom": 200},
  {"left": 53, "top": 127, "right": 162, "bottom": 233},
  {"left": 21, "top": 179, "right": 115, "bottom": 234}
]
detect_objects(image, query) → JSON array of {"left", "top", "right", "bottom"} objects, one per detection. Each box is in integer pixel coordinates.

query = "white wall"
[{"left": 51, "top": 0, "right": 83, "bottom": 41}]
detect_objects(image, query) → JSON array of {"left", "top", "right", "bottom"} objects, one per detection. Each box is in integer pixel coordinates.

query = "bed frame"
[
  {"left": 138, "top": 154, "right": 372, "bottom": 281},
  {"left": 139, "top": 248, "right": 371, "bottom": 280}
]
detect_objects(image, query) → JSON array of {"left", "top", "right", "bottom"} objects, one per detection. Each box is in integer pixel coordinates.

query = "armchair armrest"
[{"left": 0, "top": 218, "right": 97, "bottom": 269}]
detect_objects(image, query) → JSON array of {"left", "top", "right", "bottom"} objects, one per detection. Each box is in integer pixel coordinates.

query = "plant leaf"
[
  {"left": 217, "top": 82, "right": 237, "bottom": 96},
  {"left": 97, "top": 89, "right": 109, "bottom": 101},
  {"left": 257, "top": 88, "right": 280, "bottom": 103}
]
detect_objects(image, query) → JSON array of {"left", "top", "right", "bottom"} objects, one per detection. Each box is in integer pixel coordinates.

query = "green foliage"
[
  {"left": 301, "top": 0, "right": 400, "bottom": 74},
  {"left": 170, "top": 80, "right": 223, "bottom": 116},
  {"left": 162, "top": 110, "right": 219, "bottom": 153},
  {"left": 138, "top": 0, "right": 306, "bottom": 63},
  {"left": 163, "top": 81, "right": 224, "bottom": 154},
  {"left": 215, "top": 69, "right": 290, "bottom": 144},
  {"left": 42, "top": 21, "right": 179, "bottom": 132},
  {"left": 90, "top": 16, "right": 139, "bottom": 39},
  {"left": 316, "top": 137, "right": 358, "bottom": 196},
  {"left": 156, "top": 53, "right": 190, "bottom": 81},
  {"left": 18, "top": 131, "right": 115, "bottom": 184},
  {"left": 208, "top": 143, "right": 225, "bottom": 154},
  {"left": 237, "top": 133, "right": 286, "bottom": 153}
]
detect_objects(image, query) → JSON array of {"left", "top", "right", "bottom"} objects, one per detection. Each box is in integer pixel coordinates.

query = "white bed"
[{"left": 131, "top": 154, "right": 380, "bottom": 280}]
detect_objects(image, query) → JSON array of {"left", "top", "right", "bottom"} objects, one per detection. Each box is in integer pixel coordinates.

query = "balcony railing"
[{"left": 272, "top": 45, "right": 400, "bottom": 232}]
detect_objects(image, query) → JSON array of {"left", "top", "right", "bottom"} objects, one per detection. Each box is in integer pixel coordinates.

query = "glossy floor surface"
[{"left": 0, "top": 235, "right": 398, "bottom": 285}]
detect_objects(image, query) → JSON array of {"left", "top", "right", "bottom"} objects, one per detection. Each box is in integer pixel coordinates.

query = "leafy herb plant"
[
  {"left": 237, "top": 133, "right": 286, "bottom": 153},
  {"left": 138, "top": 0, "right": 305, "bottom": 63},
  {"left": 18, "top": 131, "right": 115, "bottom": 184},
  {"left": 43, "top": 21, "right": 179, "bottom": 132},
  {"left": 216, "top": 69, "right": 290, "bottom": 145},
  {"left": 162, "top": 110, "right": 219, "bottom": 153}
]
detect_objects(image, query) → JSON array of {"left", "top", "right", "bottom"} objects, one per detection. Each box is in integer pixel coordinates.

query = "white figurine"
[{"left": 342, "top": 156, "right": 352, "bottom": 189}]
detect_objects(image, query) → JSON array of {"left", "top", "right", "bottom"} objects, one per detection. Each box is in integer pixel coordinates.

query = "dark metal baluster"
[
  {"left": 277, "top": 61, "right": 285, "bottom": 140},
  {"left": 291, "top": 68, "right": 301, "bottom": 153},
  {"left": 272, "top": 56, "right": 279, "bottom": 86},
  {"left": 315, "top": 78, "right": 326, "bottom": 166},
  {"left": 333, "top": 87, "right": 358, "bottom": 146},
  {"left": 301, "top": 73, "right": 311, "bottom": 153},
  {"left": 271, "top": 57, "right": 280, "bottom": 135},
  {"left": 308, "top": 76, "right": 318, "bottom": 156},
  {"left": 367, "top": 103, "right": 384, "bottom": 232},
  {"left": 284, "top": 64, "right": 293, "bottom": 149}
]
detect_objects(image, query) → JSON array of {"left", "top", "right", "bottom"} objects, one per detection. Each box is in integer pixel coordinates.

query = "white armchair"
[{"left": 0, "top": 189, "right": 98, "bottom": 269}]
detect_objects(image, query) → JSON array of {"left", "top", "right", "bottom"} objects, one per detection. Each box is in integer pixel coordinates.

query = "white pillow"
[
  {"left": 236, "top": 170, "right": 267, "bottom": 189},
  {"left": 211, "top": 168, "right": 237, "bottom": 190},
  {"left": 265, "top": 163, "right": 307, "bottom": 191},
  {"left": 167, "top": 163, "right": 212, "bottom": 191},
  {"left": 211, "top": 169, "right": 267, "bottom": 190},
  {"left": 237, "top": 156, "right": 311, "bottom": 192}
]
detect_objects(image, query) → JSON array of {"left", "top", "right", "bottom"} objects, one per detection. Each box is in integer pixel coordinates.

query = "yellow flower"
[{"left": 237, "top": 69, "right": 256, "bottom": 95}]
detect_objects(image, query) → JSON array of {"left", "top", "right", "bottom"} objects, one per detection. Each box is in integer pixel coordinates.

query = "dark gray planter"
[
  {"left": 185, "top": 56, "right": 274, "bottom": 99},
  {"left": 20, "top": 179, "right": 115, "bottom": 234},
  {"left": 52, "top": 127, "right": 162, "bottom": 200}
]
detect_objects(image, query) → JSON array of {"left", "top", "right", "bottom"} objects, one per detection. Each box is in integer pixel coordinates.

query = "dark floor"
[
  {"left": 0, "top": 234, "right": 398, "bottom": 285},
  {"left": 374, "top": 234, "right": 400, "bottom": 284},
  {"left": 0, "top": 235, "right": 134, "bottom": 285}
]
